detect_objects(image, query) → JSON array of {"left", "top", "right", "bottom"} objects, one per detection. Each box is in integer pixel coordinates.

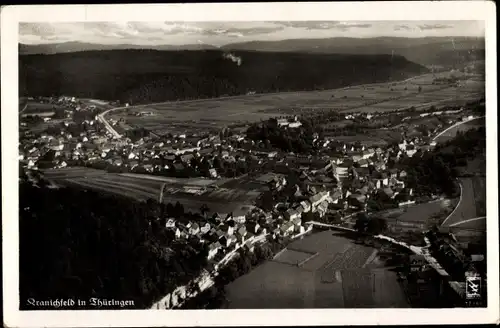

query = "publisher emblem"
[{"left": 465, "top": 275, "right": 481, "bottom": 300}]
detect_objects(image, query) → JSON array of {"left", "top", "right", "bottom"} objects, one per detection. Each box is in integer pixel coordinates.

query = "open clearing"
[
  {"left": 108, "top": 72, "right": 484, "bottom": 135},
  {"left": 42, "top": 167, "right": 260, "bottom": 215},
  {"left": 225, "top": 230, "right": 409, "bottom": 308}
]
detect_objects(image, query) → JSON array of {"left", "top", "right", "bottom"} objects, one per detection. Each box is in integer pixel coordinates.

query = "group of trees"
[
  {"left": 20, "top": 180, "right": 208, "bottom": 309},
  {"left": 246, "top": 118, "right": 318, "bottom": 154},
  {"left": 353, "top": 213, "right": 389, "bottom": 235},
  {"left": 20, "top": 50, "right": 426, "bottom": 104},
  {"left": 400, "top": 126, "right": 485, "bottom": 197}
]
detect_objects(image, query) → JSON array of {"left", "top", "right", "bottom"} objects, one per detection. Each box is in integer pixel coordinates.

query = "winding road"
[{"left": 432, "top": 115, "right": 485, "bottom": 142}]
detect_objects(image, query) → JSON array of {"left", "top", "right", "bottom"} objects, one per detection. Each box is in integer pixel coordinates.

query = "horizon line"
[{"left": 19, "top": 34, "right": 486, "bottom": 47}]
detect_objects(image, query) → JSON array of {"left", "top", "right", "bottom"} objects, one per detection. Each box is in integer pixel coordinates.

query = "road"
[
  {"left": 432, "top": 115, "right": 485, "bottom": 142},
  {"left": 19, "top": 101, "right": 29, "bottom": 114},
  {"left": 449, "top": 216, "right": 486, "bottom": 229},
  {"left": 97, "top": 107, "right": 124, "bottom": 139}
]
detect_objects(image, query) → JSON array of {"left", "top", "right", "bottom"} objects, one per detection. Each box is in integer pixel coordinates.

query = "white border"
[{"left": 2, "top": 2, "right": 498, "bottom": 327}]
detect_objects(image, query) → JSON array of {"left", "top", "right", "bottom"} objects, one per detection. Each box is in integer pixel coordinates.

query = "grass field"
[
  {"left": 225, "top": 230, "right": 409, "bottom": 308},
  {"left": 41, "top": 167, "right": 260, "bottom": 215},
  {"left": 108, "top": 72, "right": 484, "bottom": 135}
]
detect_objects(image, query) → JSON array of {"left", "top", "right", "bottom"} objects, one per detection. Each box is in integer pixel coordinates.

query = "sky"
[{"left": 19, "top": 21, "right": 485, "bottom": 46}]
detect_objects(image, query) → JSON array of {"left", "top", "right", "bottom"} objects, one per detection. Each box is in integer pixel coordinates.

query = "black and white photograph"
[{"left": 2, "top": 2, "right": 498, "bottom": 327}]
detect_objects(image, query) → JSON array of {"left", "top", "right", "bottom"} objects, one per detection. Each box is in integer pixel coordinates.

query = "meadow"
[
  {"left": 108, "top": 72, "right": 484, "bottom": 136},
  {"left": 225, "top": 230, "right": 409, "bottom": 308}
]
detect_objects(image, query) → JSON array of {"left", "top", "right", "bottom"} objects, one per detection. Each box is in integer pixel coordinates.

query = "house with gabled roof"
[
  {"left": 300, "top": 200, "right": 312, "bottom": 213},
  {"left": 280, "top": 221, "right": 295, "bottom": 236},
  {"left": 219, "top": 224, "right": 234, "bottom": 236},
  {"left": 200, "top": 222, "right": 211, "bottom": 235},
  {"left": 246, "top": 221, "right": 260, "bottom": 235},
  {"left": 219, "top": 234, "right": 232, "bottom": 248},
  {"left": 208, "top": 242, "right": 222, "bottom": 260},
  {"left": 285, "top": 208, "right": 301, "bottom": 221}
]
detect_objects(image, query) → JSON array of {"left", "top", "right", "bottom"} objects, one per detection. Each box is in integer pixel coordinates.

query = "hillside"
[
  {"left": 222, "top": 37, "right": 485, "bottom": 68},
  {"left": 19, "top": 50, "right": 428, "bottom": 104}
]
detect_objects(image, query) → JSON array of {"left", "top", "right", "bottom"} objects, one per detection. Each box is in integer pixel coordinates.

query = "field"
[
  {"left": 375, "top": 199, "right": 454, "bottom": 228},
  {"left": 20, "top": 101, "right": 66, "bottom": 115},
  {"left": 225, "top": 230, "right": 410, "bottom": 308},
  {"left": 108, "top": 72, "right": 484, "bottom": 135},
  {"left": 369, "top": 200, "right": 456, "bottom": 245},
  {"left": 41, "top": 167, "right": 261, "bottom": 215},
  {"left": 324, "top": 129, "right": 403, "bottom": 147},
  {"left": 442, "top": 177, "right": 486, "bottom": 228}
]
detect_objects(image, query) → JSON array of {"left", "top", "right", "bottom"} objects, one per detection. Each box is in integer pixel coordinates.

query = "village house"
[
  {"left": 246, "top": 221, "right": 260, "bottom": 235},
  {"left": 236, "top": 224, "right": 247, "bottom": 237},
  {"left": 300, "top": 200, "right": 312, "bottom": 213},
  {"left": 381, "top": 187, "right": 395, "bottom": 199},
  {"left": 200, "top": 222, "right": 211, "bottom": 235},
  {"left": 285, "top": 208, "right": 301, "bottom": 221},
  {"left": 208, "top": 242, "right": 222, "bottom": 260},
  {"left": 288, "top": 121, "right": 302, "bottom": 128},
  {"left": 309, "top": 191, "right": 331, "bottom": 210},
  {"left": 277, "top": 118, "right": 290, "bottom": 127},
  {"left": 219, "top": 224, "right": 234, "bottom": 236},
  {"left": 317, "top": 200, "right": 330, "bottom": 217},
  {"left": 244, "top": 240, "right": 255, "bottom": 253},
  {"left": 348, "top": 193, "right": 367, "bottom": 209},
  {"left": 129, "top": 161, "right": 139, "bottom": 170},
  {"left": 219, "top": 234, "right": 233, "bottom": 248},
  {"left": 358, "top": 158, "right": 370, "bottom": 168},
  {"left": 280, "top": 221, "right": 295, "bottom": 236},
  {"left": 291, "top": 216, "right": 302, "bottom": 230},
  {"left": 208, "top": 168, "right": 218, "bottom": 178},
  {"left": 398, "top": 139, "right": 407, "bottom": 151},
  {"left": 173, "top": 227, "right": 182, "bottom": 239},
  {"left": 188, "top": 222, "right": 200, "bottom": 235}
]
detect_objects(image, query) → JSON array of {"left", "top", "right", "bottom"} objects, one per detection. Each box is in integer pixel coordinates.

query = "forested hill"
[
  {"left": 19, "top": 50, "right": 427, "bottom": 104},
  {"left": 222, "top": 37, "right": 485, "bottom": 68}
]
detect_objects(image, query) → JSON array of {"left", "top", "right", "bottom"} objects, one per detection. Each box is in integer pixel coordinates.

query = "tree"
[
  {"left": 200, "top": 204, "right": 210, "bottom": 218},
  {"left": 173, "top": 201, "right": 184, "bottom": 218},
  {"left": 366, "top": 217, "right": 388, "bottom": 235},
  {"left": 354, "top": 213, "right": 369, "bottom": 232}
]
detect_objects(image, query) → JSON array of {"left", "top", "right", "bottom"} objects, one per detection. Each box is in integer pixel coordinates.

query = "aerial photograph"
[{"left": 18, "top": 20, "right": 487, "bottom": 310}]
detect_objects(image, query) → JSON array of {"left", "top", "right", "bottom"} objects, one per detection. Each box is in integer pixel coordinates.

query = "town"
[
  {"left": 15, "top": 17, "right": 491, "bottom": 320},
  {"left": 19, "top": 91, "right": 486, "bottom": 309}
]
